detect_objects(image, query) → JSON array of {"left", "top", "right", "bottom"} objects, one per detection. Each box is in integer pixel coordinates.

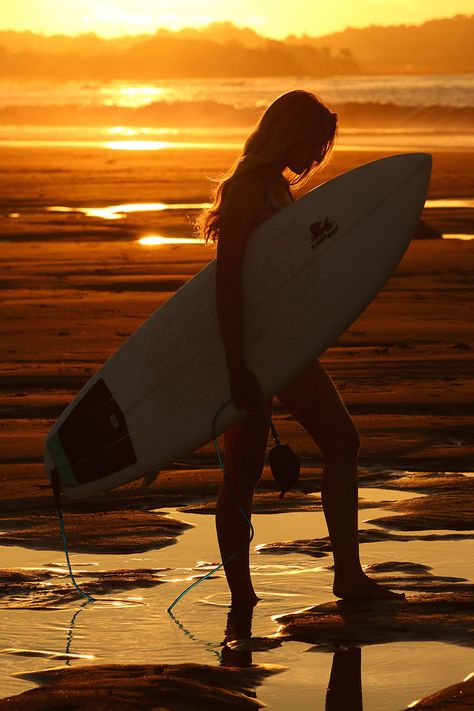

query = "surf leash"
[
  {"left": 166, "top": 400, "right": 300, "bottom": 612},
  {"left": 50, "top": 467, "right": 96, "bottom": 603},
  {"left": 167, "top": 399, "right": 251, "bottom": 612},
  {"left": 49, "top": 399, "right": 298, "bottom": 609}
]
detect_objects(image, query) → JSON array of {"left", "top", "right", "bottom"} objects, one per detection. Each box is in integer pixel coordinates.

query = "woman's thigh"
[
  {"left": 223, "top": 400, "right": 273, "bottom": 484},
  {"left": 275, "top": 359, "right": 360, "bottom": 459}
]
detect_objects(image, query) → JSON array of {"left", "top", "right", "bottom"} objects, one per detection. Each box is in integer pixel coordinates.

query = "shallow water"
[
  {"left": 6, "top": 197, "right": 474, "bottom": 246},
  {"left": 2, "top": 130, "right": 473, "bottom": 151},
  {"left": 1, "top": 485, "right": 473, "bottom": 709},
  {"left": 2, "top": 75, "right": 473, "bottom": 109}
]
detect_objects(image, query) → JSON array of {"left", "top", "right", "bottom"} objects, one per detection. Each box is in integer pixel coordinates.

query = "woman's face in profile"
[
  {"left": 284, "top": 126, "right": 332, "bottom": 174},
  {"left": 284, "top": 138, "right": 322, "bottom": 174}
]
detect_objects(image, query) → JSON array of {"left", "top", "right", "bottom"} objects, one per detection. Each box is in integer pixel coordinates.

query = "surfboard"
[{"left": 44, "top": 152, "right": 432, "bottom": 500}]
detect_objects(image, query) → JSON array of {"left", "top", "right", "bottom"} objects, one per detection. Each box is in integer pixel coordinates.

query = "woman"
[{"left": 196, "top": 90, "right": 405, "bottom": 608}]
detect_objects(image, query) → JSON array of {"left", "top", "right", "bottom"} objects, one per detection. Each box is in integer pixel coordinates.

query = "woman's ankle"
[{"left": 230, "top": 591, "right": 260, "bottom": 609}]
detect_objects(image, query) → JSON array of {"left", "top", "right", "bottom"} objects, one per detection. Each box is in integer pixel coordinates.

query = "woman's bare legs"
[
  {"left": 215, "top": 401, "right": 272, "bottom": 608},
  {"left": 277, "top": 360, "right": 405, "bottom": 600}
]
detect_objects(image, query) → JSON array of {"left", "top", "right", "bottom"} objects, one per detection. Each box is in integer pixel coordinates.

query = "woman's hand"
[{"left": 228, "top": 361, "right": 265, "bottom": 413}]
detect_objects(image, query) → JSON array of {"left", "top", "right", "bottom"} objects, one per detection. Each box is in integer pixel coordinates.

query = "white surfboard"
[{"left": 44, "top": 152, "right": 432, "bottom": 500}]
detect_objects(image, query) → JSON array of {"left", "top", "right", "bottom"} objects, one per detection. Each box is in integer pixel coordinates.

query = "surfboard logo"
[{"left": 310, "top": 216, "right": 339, "bottom": 249}]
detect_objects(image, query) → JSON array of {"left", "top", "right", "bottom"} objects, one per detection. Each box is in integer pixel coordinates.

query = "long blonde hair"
[{"left": 195, "top": 90, "right": 337, "bottom": 244}]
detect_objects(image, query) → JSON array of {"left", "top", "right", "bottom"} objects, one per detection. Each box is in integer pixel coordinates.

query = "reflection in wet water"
[
  {"left": 0, "top": 139, "right": 243, "bottom": 150},
  {"left": 102, "top": 139, "right": 242, "bottom": 150},
  {"left": 101, "top": 87, "right": 168, "bottom": 108},
  {"left": 138, "top": 236, "right": 204, "bottom": 246},
  {"left": 46, "top": 202, "right": 210, "bottom": 220},
  {"left": 1, "top": 488, "right": 473, "bottom": 709},
  {"left": 424, "top": 198, "right": 474, "bottom": 209}
]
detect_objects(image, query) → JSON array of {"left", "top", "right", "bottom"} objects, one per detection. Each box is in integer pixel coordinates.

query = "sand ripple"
[
  {"left": 273, "top": 592, "right": 474, "bottom": 650},
  {"left": 0, "top": 661, "right": 284, "bottom": 710}
]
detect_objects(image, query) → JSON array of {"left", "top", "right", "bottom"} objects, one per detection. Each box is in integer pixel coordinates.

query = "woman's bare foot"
[
  {"left": 230, "top": 592, "right": 261, "bottom": 610},
  {"left": 333, "top": 572, "right": 406, "bottom": 601}
]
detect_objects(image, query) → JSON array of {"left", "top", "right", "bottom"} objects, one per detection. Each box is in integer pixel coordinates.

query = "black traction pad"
[{"left": 57, "top": 378, "right": 137, "bottom": 484}]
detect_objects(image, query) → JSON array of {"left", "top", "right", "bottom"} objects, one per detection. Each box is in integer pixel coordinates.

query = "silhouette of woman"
[{"left": 196, "top": 90, "right": 405, "bottom": 609}]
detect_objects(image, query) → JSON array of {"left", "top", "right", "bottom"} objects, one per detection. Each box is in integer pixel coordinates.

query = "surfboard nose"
[
  {"left": 390, "top": 152, "right": 432, "bottom": 178},
  {"left": 380, "top": 153, "right": 432, "bottom": 206}
]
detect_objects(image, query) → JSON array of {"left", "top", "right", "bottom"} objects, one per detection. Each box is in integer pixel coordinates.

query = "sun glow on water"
[
  {"left": 104, "top": 140, "right": 172, "bottom": 151},
  {"left": 425, "top": 199, "right": 474, "bottom": 209},
  {"left": 107, "top": 126, "right": 180, "bottom": 136},
  {"left": 138, "top": 235, "right": 204, "bottom": 245},
  {"left": 101, "top": 85, "right": 168, "bottom": 109},
  {"left": 103, "top": 139, "right": 241, "bottom": 150},
  {"left": 46, "top": 202, "right": 211, "bottom": 220}
]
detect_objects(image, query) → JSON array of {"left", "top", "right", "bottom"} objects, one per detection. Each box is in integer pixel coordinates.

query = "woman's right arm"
[{"left": 215, "top": 177, "right": 265, "bottom": 412}]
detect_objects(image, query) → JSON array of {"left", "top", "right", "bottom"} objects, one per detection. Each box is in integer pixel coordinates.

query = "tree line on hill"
[{"left": 0, "top": 14, "right": 472, "bottom": 80}]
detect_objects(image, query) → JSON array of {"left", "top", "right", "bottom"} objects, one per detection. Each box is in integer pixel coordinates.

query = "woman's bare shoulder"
[{"left": 223, "top": 172, "right": 265, "bottom": 211}]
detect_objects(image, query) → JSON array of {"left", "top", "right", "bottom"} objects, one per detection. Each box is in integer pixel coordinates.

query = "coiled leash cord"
[
  {"left": 49, "top": 406, "right": 236, "bottom": 609},
  {"left": 51, "top": 401, "right": 299, "bottom": 608},
  {"left": 167, "top": 400, "right": 246, "bottom": 612},
  {"left": 166, "top": 400, "right": 300, "bottom": 612}
]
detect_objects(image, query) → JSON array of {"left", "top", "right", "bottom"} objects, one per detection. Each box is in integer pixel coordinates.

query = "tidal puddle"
[
  {"left": 424, "top": 198, "right": 474, "bottom": 209},
  {"left": 45, "top": 202, "right": 211, "bottom": 220},
  {"left": 1, "top": 485, "right": 473, "bottom": 709}
]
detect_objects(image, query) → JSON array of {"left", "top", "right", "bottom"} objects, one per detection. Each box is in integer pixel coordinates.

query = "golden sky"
[{"left": 1, "top": 0, "right": 472, "bottom": 38}]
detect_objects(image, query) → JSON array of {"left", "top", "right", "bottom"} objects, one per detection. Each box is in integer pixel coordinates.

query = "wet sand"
[
  {"left": 0, "top": 143, "right": 473, "bottom": 708},
  {"left": 1, "top": 146, "right": 473, "bottom": 490}
]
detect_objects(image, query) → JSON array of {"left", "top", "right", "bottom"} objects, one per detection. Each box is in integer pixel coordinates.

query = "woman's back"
[{"left": 220, "top": 172, "right": 293, "bottom": 238}]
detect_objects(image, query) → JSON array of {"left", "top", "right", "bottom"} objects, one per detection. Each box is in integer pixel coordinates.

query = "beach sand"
[
  {"left": 1, "top": 146, "right": 472, "bottom": 504},
  {"left": 0, "top": 144, "right": 473, "bottom": 708}
]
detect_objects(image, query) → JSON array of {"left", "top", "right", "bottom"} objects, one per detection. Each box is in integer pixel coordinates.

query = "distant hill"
[
  {"left": 0, "top": 31, "right": 357, "bottom": 81},
  {"left": 288, "top": 14, "right": 474, "bottom": 73},
  {"left": 0, "top": 14, "right": 472, "bottom": 80},
  {"left": 154, "top": 22, "right": 266, "bottom": 49}
]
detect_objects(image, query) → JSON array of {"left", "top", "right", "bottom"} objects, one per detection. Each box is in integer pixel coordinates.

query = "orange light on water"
[
  {"left": 47, "top": 202, "right": 210, "bottom": 220},
  {"left": 101, "top": 85, "right": 167, "bottom": 108},
  {"left": 138, "top": 235, "right": 204, "bottom": 245},
  {"left": 104, "top": 140, "right": 171, "bottom": 151},
  {"left": 103, "top": 139, "right": 240, "bottom": 150},
  {"left": 425, "top": 199, "right": 474, "bottom": 209},
  {"left": 107, "top": 126, "right": 180, "bottom": 136}
]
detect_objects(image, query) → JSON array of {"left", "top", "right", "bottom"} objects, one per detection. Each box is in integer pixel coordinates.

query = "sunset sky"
[{"left": 1, "top": 0, "right": 472, "bottom": 38}]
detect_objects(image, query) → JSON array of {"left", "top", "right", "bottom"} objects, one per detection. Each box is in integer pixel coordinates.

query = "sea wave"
[{"left": 1, "top": 100, "right": 473, "bottom": 129}]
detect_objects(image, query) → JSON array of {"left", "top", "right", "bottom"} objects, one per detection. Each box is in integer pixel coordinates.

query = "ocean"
[
  {"left": 1, "top": 74, "right": 473, "bottom": 109},
  {"left": 0, "top": 74, "right": 473, "bottom": 151},
  {"left": 0, "top": 73, "right": 472, "bottom": 242}
]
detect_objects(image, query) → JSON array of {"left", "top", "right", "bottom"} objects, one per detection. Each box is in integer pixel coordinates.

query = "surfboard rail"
[{"left": 44, "top": 152, "right": 432, "bottom": 499}]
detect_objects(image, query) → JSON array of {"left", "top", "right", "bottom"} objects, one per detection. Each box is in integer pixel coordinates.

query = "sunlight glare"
[
  {"left": 107, "top": 126, "right": 139, "bottom": 136},
  {"left": 102, "top": 139, "right": 240, "bottom": 150},
  {"left": 47, "top": 202, "right": 210, "bottom": 220},
  {"left": 101, "top": 85, "right": 168, "bottom": 108},
  {"left": 138, "top": 235, "right": 204, "bottom": 246},
  {"left": 104, "top": 140, "right": 171, "bottom": 150},
  {"left": 425, "top": 199, "right": 474, "bottom": 209},
  {"left": 106, "top": 127, "right": 180, "bottom": 136}
]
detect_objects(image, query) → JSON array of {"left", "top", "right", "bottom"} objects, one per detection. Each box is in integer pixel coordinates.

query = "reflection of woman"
[
  {"left": 196, "top": 91, "right": 405, "bottom": 608},
  {"left": 220, "top": 604, "right": 254, "bottom": 668}
]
